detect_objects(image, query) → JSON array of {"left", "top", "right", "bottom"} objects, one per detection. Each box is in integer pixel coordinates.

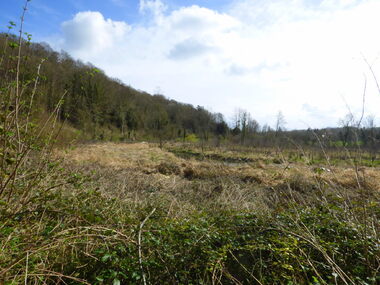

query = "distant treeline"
[{"left": 1, "top": 33, "right": 379, "bottom": 150}]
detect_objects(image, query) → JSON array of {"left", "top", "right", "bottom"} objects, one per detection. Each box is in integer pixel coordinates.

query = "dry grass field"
[
  {"left": 1, "top": 142, "right": 379, "bottom": 284},
  {"left": 59, "top": 142, "right": 380, "bottom": 212}
]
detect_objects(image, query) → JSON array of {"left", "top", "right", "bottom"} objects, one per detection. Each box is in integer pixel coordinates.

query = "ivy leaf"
[{"left": 101, "top": 254, "right": 112, "bottom": 262}]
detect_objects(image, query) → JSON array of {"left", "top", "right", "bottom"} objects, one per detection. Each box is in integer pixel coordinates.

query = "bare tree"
[
  {"left": 275, "top": 111, "right": 286, "bottom": 134},
  {"left": 363, "top": 115, "right": 377, "bottom": 163},
  {"left": 338, "top": 113, "right": 355, "bottom": 147},
  {"left": 231, "top": 108, "right": 260, "bottom": 145}
]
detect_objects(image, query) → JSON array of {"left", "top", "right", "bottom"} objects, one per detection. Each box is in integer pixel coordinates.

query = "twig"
[
  {"left": 19, "top": 271, "right": 91, "bottom": 285},
  {"left": 24, "top": 251, "right": 28, "bottom": 285},
  {"left": 361, "top": 53, "right": 380, "bottom": 95},
  {"left": 357, "top": 74, "right": 367, "bottom": 128},
  {"left": 25, "top": 58, "right": 46, "bottom": 135},
  {"left": 138, "top": 208, "right": 156, "bottom": 285},
  {"left": 15, "top": 0, "right": 30, "bottom": 152},
  {"left": 228, "top": 249, "right": 264, "bottom": 285}
]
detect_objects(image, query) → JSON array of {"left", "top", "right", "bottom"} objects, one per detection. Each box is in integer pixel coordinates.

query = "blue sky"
[
  {"left": 1, "top": 0, "right": 139, "bottom": 39},
  {"left": 0, "top": 0, "right": 232, "bottom": 40},
  {"left": 1, "top": 0, "right": 380, "bottom": 129}
]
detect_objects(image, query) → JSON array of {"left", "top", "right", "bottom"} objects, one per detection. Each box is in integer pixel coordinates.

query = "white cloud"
[
  {"left": 320, "top": 0, "right": 359, "bottom": 9},
  {"left": 168, "top": 38, "right": 219, "bottom": 60},
  {"left": 55, "top": 0, "right": 380, "bottom": 129},
  {"left": 61, "top": 11, "right": 130, "bottom": 57},
  {"left": 139, "top": 0, "right": 167, "bottom": 22}
]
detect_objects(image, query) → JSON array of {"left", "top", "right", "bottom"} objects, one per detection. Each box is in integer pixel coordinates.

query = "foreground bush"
[{"left": 1, "top": 180, "right": 379, "bottom": 284}]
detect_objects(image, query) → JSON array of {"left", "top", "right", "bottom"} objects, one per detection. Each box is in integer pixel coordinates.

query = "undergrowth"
[
  {"left": 1, "top": 177, "right": 379, "bottom": 284},
  {"left": 0, "top": 1, "right": 379, "bottom": 284}
]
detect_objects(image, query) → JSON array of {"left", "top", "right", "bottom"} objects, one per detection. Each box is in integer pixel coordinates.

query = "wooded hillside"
[{"left": 0, "top": 33, "right": 230, "bottom": 143}]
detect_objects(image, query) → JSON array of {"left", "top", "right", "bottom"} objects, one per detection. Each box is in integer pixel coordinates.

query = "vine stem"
[
  {"left": 138, "top": 208, "right": 156, "bottom": 285},
  {"left": 15, "top": 0, "right": 30, "bottom": 152}
]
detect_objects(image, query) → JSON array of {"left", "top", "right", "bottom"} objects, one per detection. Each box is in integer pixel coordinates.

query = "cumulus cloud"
[
  {"left": 61, "top": 11, "right": 130, "bottom": 57},
  {"left": 225, "top": 62, "right": 286, "bottom": 76},
  {"left": 168, "top": 5, "right": 240, "bottom": 33},
  {"left": 168, "top": 38, "right": 218, "bottom": 60},
  {"left": 56, "top": 0, "right": 380, "bottom": 129},
  {"left": 139, "top": 0, "right": 167, "bottom": 22}
]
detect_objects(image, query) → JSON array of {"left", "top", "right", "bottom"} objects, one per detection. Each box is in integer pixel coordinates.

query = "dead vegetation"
[
  {"left": 54, "top": 142, "right": 380, "bottom": 228},
  {"left": 59, "top": 142, "right": 380, "bottom": 201},
  {"left": 1, "top": 142, "right": 378, "bottom": 284},
  {"left": 0, "top": 134, "right": 378, "bottom": 285}
]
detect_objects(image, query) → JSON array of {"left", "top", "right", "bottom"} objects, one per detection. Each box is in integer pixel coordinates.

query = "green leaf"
[
  {"left": 312, "top": 276, "right": 321, "bottom": 285},
  {"left": 132, "top": 272, "right": 141, "bottom": 280},
  {"left": 8, "top": 42, "right": 19, "bottom": 49},
  {"left": 113, "top": 279, "right": 121, "bottom": 285},
  {"left": 101, "top": 254, "right": 112, "bottom": 262}
]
